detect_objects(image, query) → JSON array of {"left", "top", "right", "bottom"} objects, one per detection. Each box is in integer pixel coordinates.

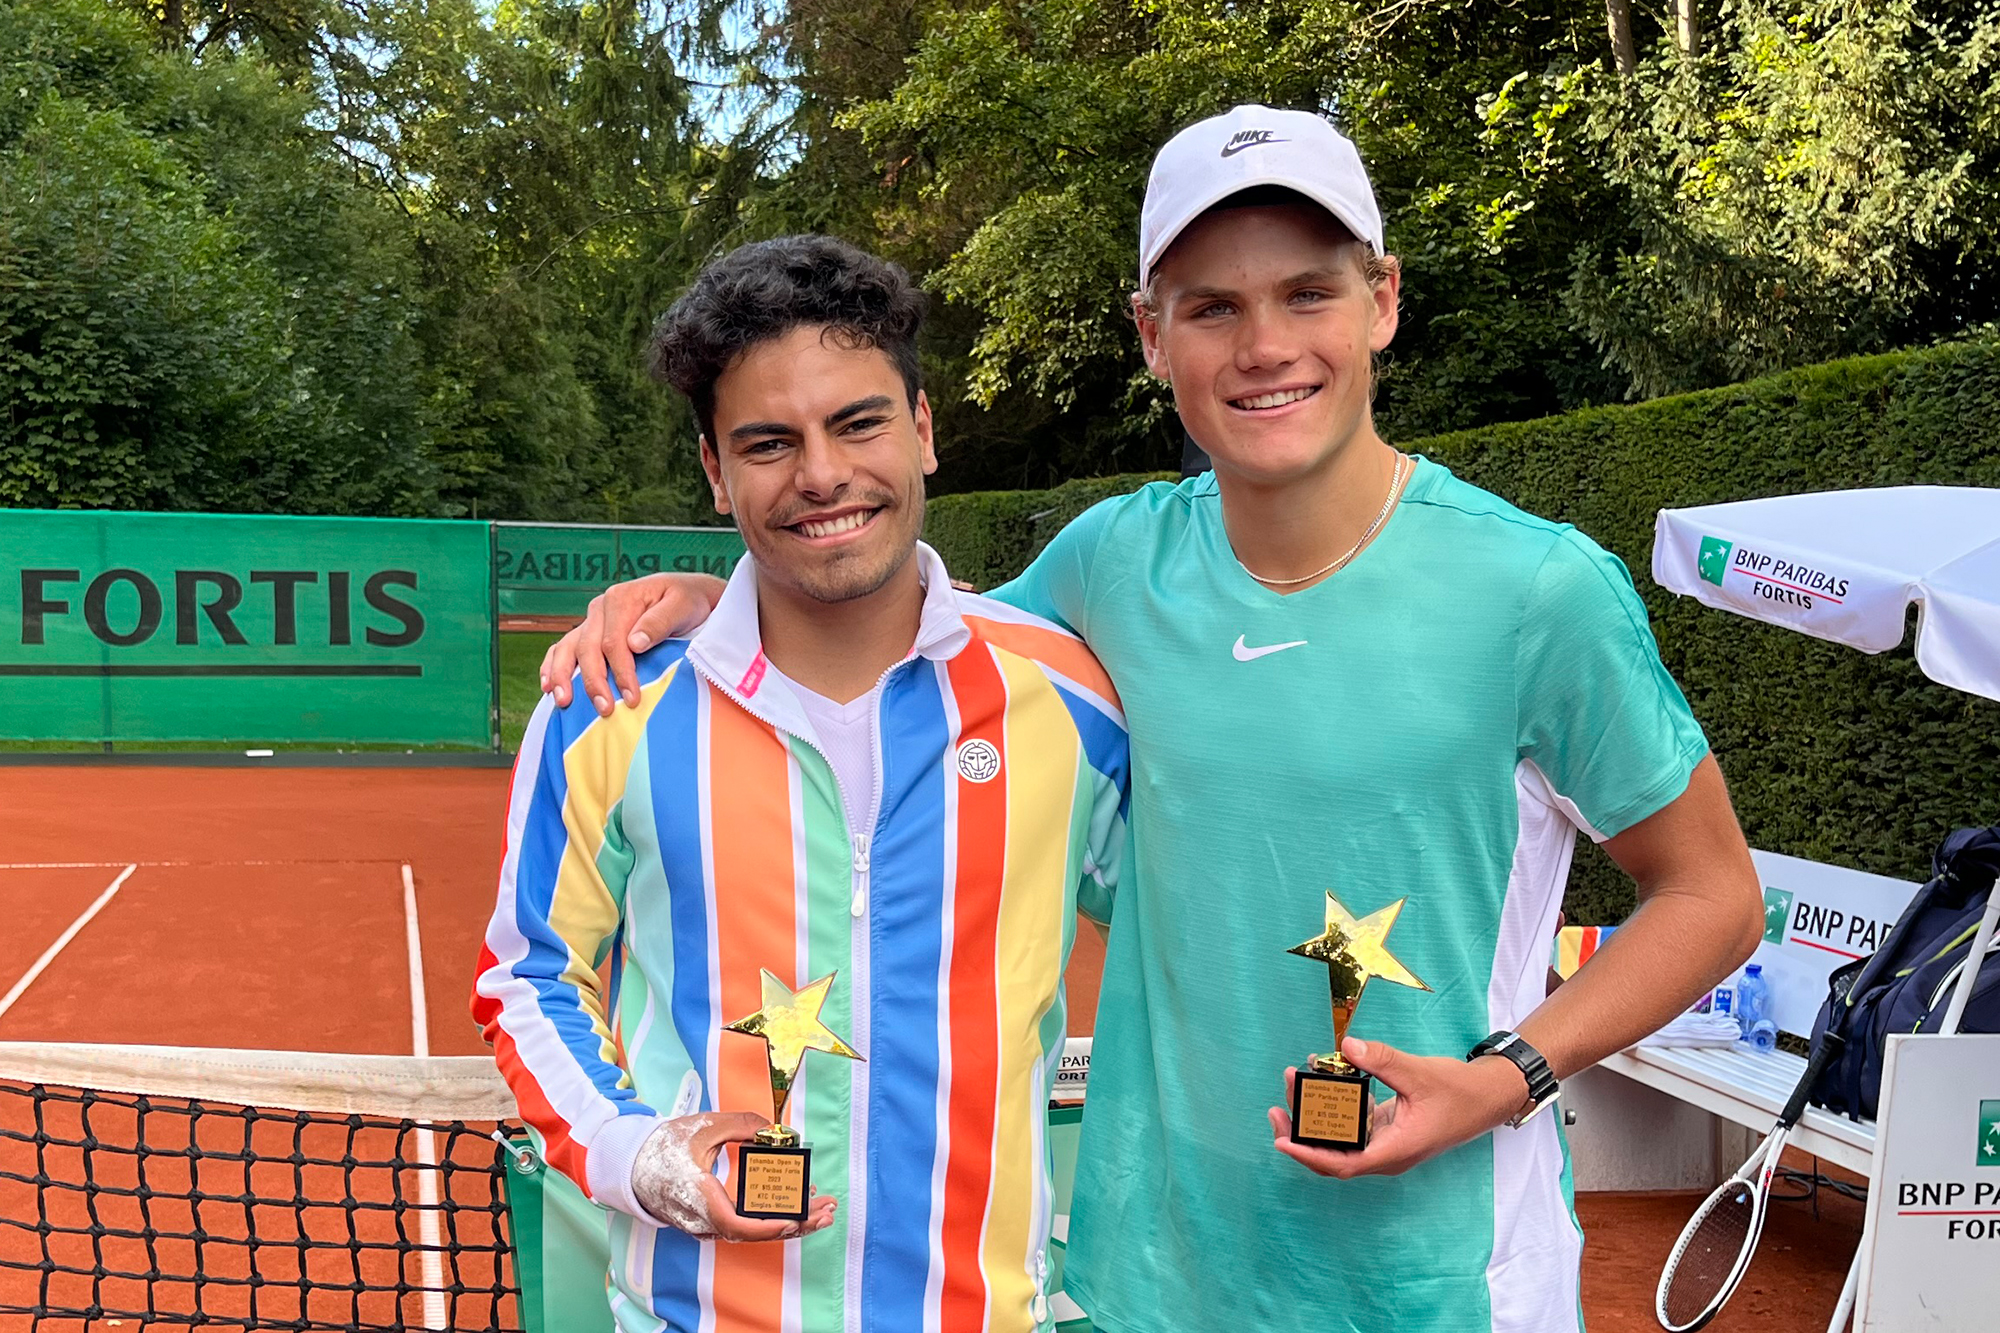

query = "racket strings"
[{"left": 1659, "top": 1185, "right": 1757, "bottom": 1330}]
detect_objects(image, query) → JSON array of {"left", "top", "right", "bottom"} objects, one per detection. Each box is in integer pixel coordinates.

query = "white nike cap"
[{"left": 1139, "top": 104, "right": 1384, "bottom": 282}]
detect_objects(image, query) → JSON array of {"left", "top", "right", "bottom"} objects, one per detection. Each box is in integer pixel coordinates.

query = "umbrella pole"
[{"left": 1826, "top": 1247, "right": 1860, "bottom": 1332}]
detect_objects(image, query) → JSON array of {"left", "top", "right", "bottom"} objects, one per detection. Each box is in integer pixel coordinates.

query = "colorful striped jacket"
[{"left": 473, "top": 544, "right": 1129, "bottom": 1333}]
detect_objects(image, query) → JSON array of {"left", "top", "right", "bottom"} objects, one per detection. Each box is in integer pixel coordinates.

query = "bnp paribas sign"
[
  {"left": 1857, "top": 1034, "right": 2000, "bottom": 1323},
  {"left": 1695, "top": 533, "right": 1850, "bottom": 611}
]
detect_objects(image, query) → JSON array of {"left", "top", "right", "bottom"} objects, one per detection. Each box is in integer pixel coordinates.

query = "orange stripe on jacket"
[
  {"left": 707, "top": 692, "right": 799, "bottom": 1331},
  {"left": 963, "top": 615, "right": 1120, "bottom": 710},
  {"left": 940, "top": 644, "right": 1010, "bottom": 1328}
]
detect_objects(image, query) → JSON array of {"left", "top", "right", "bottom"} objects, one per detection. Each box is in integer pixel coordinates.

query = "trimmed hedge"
[
  {"left": 923, "top": 338, "right": 2000, "bottom": 926},
  {"left": 924, "top": 472, "right": 1173, "bottom": 589},
  {"left": 1425, "top": 339, "right": 2000, "bottom": 924}
]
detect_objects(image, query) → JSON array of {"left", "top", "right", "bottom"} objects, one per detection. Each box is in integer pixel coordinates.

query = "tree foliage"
[
  {"left": 0, "top": 0, "right": 436, "bottom": 512},
  {"left": 2, "top": 0, "right": 741, "bottom": 520},
  {"left": 846, "top": 0, "right": 2000, "bottom": 460},
  {"left": 3, "top": 0, "right": 1995, "bottom": 514},
  {"left": 1568, "top": 1, "right": 2000, "bottom": 396}
]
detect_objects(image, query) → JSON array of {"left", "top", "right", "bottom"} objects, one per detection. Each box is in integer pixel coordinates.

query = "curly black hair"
[{"left": 648, "top": 234, "right": 928, "bottom": 446}]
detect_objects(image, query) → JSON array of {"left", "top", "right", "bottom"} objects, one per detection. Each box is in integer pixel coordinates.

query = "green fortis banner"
[
  {"left": 0, "top": 510, "right": 496, "bottom": 746},
  {"left": 495, "top": 523, "right": 744, "bottom": 618}
]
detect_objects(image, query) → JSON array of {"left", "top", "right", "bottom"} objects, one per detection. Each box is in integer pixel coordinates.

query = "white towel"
[{"left": 1639, "top": 1011, "right": 1745, "bottom": 1048}]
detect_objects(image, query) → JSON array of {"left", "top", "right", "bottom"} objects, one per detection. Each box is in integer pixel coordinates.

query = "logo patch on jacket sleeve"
[{"left": 956, "top": 738, "right": 1002, "bottom": 783}]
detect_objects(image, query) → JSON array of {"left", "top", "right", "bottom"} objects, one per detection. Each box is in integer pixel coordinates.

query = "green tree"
[
  {"left": 0, "top": 0, "right": 437, "bottom": 513},
  {"left": 14, "top": 0, "right": 1991, "bottom": 518},
  {"left": 842, "top": 0, "right": 1634, "bottom": 461},
  {"left": 322, "top": 0, "right": 737, "bottom": 521},
  {"left": 1566, "top": 0, "right": 2000, "bottom": 396},
  {"left": 835, "top": 0, "right": 2000, "bottom": 462}
]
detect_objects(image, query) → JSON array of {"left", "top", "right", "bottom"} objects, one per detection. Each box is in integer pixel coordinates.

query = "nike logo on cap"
[
  {"left": 1232, "top": 635, "right": 1308, "bottom": 661},
  {"left": 1220, "top": 129, "right": 1286, "bottom": 158}
]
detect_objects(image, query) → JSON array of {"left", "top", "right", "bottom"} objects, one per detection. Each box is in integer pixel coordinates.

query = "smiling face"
[
  {"left": 1136, "top": 201, "right": 1399, "bottom": 487},
  {"left": 700, "top": 324, "right": 937, "bottom": 606}
]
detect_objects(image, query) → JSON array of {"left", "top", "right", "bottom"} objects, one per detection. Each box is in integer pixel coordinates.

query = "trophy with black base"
[
  {"left": 1287, "top": 890, "right": 1430, "bottom": 1152},
  {"left": 724, "top": 968, "right": 863, "bottom": 1222}
]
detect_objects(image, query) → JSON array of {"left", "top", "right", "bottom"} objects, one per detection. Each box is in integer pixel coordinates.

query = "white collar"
[{"left": 685, "top": 541, "right": 972, "bottom": 730}]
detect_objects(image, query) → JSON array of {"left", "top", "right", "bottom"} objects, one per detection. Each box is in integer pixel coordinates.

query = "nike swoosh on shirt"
[{"left": 1231, "top": 635, "right": 1308, "bottom": 661}]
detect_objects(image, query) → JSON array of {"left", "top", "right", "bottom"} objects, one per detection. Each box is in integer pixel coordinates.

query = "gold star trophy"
[
  {"left": 723, "top": 969, "right": 863, "bottom": 1221},
  {"left": 1287, "top": 890, "right": 1430, "bottom": 1151}
]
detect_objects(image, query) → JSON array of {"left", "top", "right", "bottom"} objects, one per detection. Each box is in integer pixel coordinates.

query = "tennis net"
[{"left": 0, "top": 1042, "right": 527, "bottom": 1332}]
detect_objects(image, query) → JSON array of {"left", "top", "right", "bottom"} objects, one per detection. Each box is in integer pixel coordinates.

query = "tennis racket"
[{"left": 1654, "top": 1033, "right": 1845, "bottom": 1331}]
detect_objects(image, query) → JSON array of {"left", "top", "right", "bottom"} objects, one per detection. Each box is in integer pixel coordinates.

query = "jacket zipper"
[{"left": 688, "top": 650, "right": 905, "bottom": 1333}]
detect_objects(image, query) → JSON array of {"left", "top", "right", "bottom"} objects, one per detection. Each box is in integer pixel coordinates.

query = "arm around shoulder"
[{"left": 982, "top": 489, "right": 1138, "bottom": 631}]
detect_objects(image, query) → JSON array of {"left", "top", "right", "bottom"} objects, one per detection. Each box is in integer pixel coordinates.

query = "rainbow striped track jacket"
[{"left": 474, "top": 543, "right": 1129, "bottom": 1333}]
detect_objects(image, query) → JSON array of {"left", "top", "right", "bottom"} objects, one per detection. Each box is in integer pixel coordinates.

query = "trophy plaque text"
[
  {"left": 724, "top": 969, "right": 862, "bottom": 1221},
  {"left": 1287, "top": 890, "right": 1429, "bottom": 1152}
]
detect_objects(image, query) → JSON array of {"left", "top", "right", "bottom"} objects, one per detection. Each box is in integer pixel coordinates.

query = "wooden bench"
[{"left": 1568, "top": 849, "right": 1919, "bottom": 1191}]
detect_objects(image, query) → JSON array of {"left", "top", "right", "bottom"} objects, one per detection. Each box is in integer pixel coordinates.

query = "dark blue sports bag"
[{"left": 1806, "top": 825, "right": 2000, "bottom": 1122}]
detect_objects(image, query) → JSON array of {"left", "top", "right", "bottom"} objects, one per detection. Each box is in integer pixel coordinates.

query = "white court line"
[
  {"left": 403, "top": 863, "right": 433, "bottom": 1061},
  {"left": 402, "top": 862, "right": 448, "bottom": 1332},
  {"left": 0, "top": 865, "right": 138, "bottom": 1024}
]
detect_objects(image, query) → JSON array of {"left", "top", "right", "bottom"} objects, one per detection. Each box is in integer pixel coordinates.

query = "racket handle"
[{"left": 1781, "top": 1031, "right": 1845, "bottom": 1127}]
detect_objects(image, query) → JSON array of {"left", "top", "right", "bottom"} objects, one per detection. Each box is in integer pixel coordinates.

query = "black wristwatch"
[{"left": 1466, "top": 1031, "right": 1560, "bottom": 1128}]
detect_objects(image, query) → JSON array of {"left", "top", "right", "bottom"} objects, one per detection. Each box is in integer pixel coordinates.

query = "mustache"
[{"left": 767, "top": 493, "right": 897, "bottom": 530}]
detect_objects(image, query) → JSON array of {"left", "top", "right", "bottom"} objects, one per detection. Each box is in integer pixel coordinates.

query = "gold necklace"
[{"left": 1234, "top": 453, "right": 1412, "bottom": 587}]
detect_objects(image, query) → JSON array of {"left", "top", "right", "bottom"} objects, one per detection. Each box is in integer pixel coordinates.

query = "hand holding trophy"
[
  {"left": 724, "top": 969, "right": 863, "bottom": 1221},
  {"left": 1286, "top": 890, "right": 1430, "bottom": 1151}
]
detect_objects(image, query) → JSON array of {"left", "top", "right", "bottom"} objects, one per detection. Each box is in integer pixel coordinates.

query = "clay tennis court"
[{"left": 0, "top": 765, "right": 1855, "bottom": 1331}]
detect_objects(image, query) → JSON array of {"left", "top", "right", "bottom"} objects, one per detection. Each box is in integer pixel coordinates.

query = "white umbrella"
[{"left": 1652, "top": 485, "right": 2000, "bottom": 704}]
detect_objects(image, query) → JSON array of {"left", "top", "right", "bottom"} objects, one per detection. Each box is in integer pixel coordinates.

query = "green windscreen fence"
[
  {"left": 495, "top": 522, "right": 744, "bottom": 618},
  {"left": 0, "top": 509, "right": 497, "bottom": 747}
]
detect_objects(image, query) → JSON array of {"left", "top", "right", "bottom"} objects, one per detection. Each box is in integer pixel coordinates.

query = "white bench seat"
[
  {"left": 1599, "top": 1044, "right": 1876, "bottom": 1177},
  {"left": 1565, "top": 849, "right": 1913, "bottom": 1194}
]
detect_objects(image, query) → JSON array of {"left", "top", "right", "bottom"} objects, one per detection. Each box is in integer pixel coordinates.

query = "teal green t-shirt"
[{"left": 991, "top": 460, "right": 1707, "bottom": 1333}]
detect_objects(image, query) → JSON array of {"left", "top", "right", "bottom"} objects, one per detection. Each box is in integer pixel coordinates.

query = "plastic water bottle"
[
  {"left": 1736, "top": 963, "right": 1772, "bottom": 1049},
  {"left": 1745, "top": 1019, "right": 1778, "bottom": 1052}
]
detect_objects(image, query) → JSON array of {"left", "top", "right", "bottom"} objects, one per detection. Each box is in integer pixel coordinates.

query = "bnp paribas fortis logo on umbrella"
[
  {"left": 1762, "top": 888, "right": 1793, "bottom": 944},
  {"left": 1698, "top": 536, "right": 1734, "bottom": 587},
  {"left": 1980, "top": 1101, "right": 2000, "bottom": 1168}
]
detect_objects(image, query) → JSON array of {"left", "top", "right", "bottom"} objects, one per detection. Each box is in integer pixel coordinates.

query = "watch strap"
[{"left": 1466, "top": 1031, "right": 1559, "bottom": 1127}]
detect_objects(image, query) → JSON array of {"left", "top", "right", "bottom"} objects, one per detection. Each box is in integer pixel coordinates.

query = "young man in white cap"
[{"left": 540, "top": 105, "right": 1765, "bottom": 1332}]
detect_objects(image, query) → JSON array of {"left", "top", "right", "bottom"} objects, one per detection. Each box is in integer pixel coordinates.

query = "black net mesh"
[
  {"left": 0, "top": 1078, "right": 524, "bottom": 1331},
  {"left": 1659, "top": 1184, "right": 1755, "bottom": 1330}
]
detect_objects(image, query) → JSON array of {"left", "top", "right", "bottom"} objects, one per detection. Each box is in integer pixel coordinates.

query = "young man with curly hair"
[
  {"left": 475, "top": 234, "right": 1128, "bottom": 1332},
  {"left": 538, "top": 108, "right": 1765, "bottom": 1332}
]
